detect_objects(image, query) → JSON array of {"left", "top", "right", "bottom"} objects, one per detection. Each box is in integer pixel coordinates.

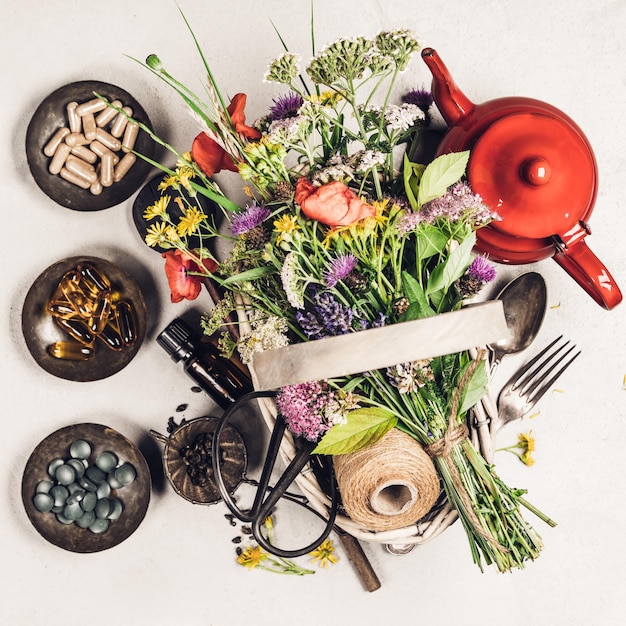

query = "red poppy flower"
[
  {"left": 295, "top": 178, "right": 376, "bottom": 227},
  {"left": 162, "top": 249, "right": 218, "bottom": 303},
  {"left": 191, "top": 93, "right": 261, "bottom": 178}
]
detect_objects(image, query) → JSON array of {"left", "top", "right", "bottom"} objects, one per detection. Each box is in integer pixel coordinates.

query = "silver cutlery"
[{"left": 494, "top": 335, "right": 581, "bottom": 432}]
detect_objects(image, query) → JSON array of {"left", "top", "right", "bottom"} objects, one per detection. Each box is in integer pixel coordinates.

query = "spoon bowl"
[{"left": 489, "top": 272, "right": 547, "bottom": 371}]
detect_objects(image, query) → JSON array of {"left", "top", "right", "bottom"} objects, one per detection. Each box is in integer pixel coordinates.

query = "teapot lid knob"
[{"left": 521, "top": 157, "right": 551, "bottom": 186}]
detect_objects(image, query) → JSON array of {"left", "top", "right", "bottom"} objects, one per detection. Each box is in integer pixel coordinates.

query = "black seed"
[
  {"left": 176, "top": 403, "right": 188, "bottom": 412},
  {"left": 241, "top": 525, "right": 252, "bottom": 535},
  {"left": 191, "top": 386, "right": 202, "bottom": 393},
  {"left": 232, "top": 536, "right": 242, "bottom": 544}
]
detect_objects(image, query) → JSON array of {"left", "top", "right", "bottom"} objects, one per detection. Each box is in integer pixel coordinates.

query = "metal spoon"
[{"left": 489, "top": 271, "right": 548, "bottom": 374}]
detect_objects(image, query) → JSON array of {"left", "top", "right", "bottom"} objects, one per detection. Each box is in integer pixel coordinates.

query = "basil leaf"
[{"left": 313, "top": 407, "right": 397, "bottom": 455}]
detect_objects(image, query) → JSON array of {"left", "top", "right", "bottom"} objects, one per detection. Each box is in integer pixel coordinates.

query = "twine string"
[{"left": 425, "top": 348, "right": 508, "bottom": 552}]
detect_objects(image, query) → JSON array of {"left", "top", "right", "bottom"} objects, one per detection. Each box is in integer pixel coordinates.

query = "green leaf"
[
  {"left": 426, "top": 232, "right": 476, "bottom": 296},
  {"left": 220, "top": 266, "right": 274, "bottom": 285},
  {"left": 415, "top": 225, "right": 448, "bottom": 261},
  {"left": 417, "top": 151, "right": 470, "bottom": 206},
  {"left": 459, "top": 359, "right": 488, "bottom": 415},
  {"left": 403, "top": 154, "right": 426, "bottom": 211},
  {"left": 313, "top": 408, "right": 397, "bottom": 455},
  {"left": 401, "top": 271, "right": 435, "bottom": 319}
]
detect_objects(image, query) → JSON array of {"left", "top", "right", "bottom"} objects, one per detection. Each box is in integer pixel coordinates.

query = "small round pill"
[
  {"left": 96, "top": 482, "right": 111, "bottom": 499},
  {"left": 107, "top": 499, "right": 123, "bottom": 520},
  {"left": 63, "top": 502, "right": 84, "bottom": 521},
  {"left": 66, "top": 459, "right": 85, "bottom": 478},
  {"left": 56, "top": 512, "right": 74, "bottom": 525},
  {"left": 95, "top": 451, "right": 118, "bottom": 473},
  {"left": 114, "top": 463, "right": 136, "bottom": 486},
  {"left": 95, "top": 498, "right": 111, "bottom": 519},
  {"left": 50, "top": 485, "right": 69, "bottom": 507},
  {"left": 47, "top": 458, "right": 65, "bottom": 478},
  {"left": 66, "top": 489, "right": 86, "bottom": 505},
  {"left": 81, "top": 491, "right": 97, "bottom": 512},
  {"left": 106, "top": 471, "right": 123, "bottom": 490},
  {"left": 54, "top": 464, "right": 76, "bottom": 485},
  {"left": 86, "top": 466, "right": 106, "bottom": 484},
  {"left": 35, "top": 480, "right": 54, "bottom": 494},
  {"left": 33, "top": 493, "right": 54, "bottom": 513},
  {"left": 75, "top": 510, "right": 96, "bottom": 528},
  {"left": 78, "top": 476, "right": 98, "bottom": 492},
  {"left": 70, "top": 440, "right": 91, "bottom": 460},
  {"left": 89, "top": 518, "right": 110, "bottom": 534}
]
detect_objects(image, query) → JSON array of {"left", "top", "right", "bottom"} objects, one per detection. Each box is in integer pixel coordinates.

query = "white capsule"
[
  {"left": 95, "top": 100, "right": 121, "bottom": 127},
  {"left": 121, "top": 121, "right": 139, "bottom": 153},
  {"left": 94, "top": 127, "right": 121, "bottom": 151},
  {"left": 89, "top": 141, "right": 119, "bottom": 164},
  {"left": 82, "top": 112, "right": 97, "bottom": 141},
  {"left": 43, "top": 127, "right": 70, "bottom": 157},
  {"left": 110, "top": 106, "right": 133, "bottom": 138},
  {"left": 65, "top": 154, "right": 98, "bottom": 184},
  {"left": 113, "top": 152, "right": 136, "bottom": 182},
  {"left": 70, "top": 145, "right": 97, "bottom": 164},
  {"left": 75, "top": 98, "right": 107, "bottom": 117},
  {"left": 100, "top": 151, "right": 115, "bottom": 187},
  {"left": 90, "top": 180, "right": 103, "bottom": 196},
  {"left": 48, "top": 142, "right": 72, "bottom": 174},
  {"left": 66, "top": 102, "right": 82, "bottom": 133},
  {"left": 65, "top": 132, "right": 89, "bottom": 147},
  {"left": 60, "top": 166, "right": 91, "bottom": 189}
]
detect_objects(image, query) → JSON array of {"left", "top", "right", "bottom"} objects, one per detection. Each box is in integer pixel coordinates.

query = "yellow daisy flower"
[
  {"left": 236, "top": 545, "right": 268, "bottom": 570},
  {"left": 158, "top": 175, "right": 178, "bottom": 192},
  {"left": 143, "top": 195, "right": 171, "bottom": 221},
  {"left": 177, "top": 206, "right": 208, "bottom": 237},
  {"left": 145, "top": 221, "right": 177, "bottom": 248},
  {"left": 518, "top": 431, "right": 535, "bottom": 453},
  {"left": 309, "top": 539, "right": 338, "bottom": 569},
  {"left": 273, "top": 214, "right": 300, "bottom": 245}
]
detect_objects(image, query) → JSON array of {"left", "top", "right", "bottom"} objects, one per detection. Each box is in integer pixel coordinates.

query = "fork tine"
[
  {"left": 525, "top": 347, "right": 581, "bottom": 410},
  {"left": 522, "top": 341, "right": 576, "bottom": 397},
  {"left": 509, "top": 335, "right": 563, "bottom": 391}
]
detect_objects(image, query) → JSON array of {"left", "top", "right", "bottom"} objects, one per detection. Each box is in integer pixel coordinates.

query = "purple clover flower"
[
  {"left": 231, "top": 202, "right": 271, "bottom": 235},
  {"left": 268, "top": 92, "right": 304, "bottom": 121},
  {"left": 402, "top": 87, "right": 434, "bottom": 112},
  {"left": 467, "top": 256, "right": 496, "bottom": 283},
  {"left": 324, "top": 253, "right": 358, "bottom": 288},
  {"left": 275, "top": 381, "right": 333, "bottom": 441}
]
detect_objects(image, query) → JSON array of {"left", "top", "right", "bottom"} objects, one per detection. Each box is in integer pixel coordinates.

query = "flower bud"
[{"left": 146, "top": 54, "right": 163, "bottom": 71}]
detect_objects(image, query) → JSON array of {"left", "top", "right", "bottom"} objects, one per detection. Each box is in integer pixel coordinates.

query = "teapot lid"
[{"left": 468, "top": 112, "right": 597, "bottom": 238}]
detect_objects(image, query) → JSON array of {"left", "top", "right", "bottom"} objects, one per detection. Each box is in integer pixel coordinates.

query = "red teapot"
[{"left": 421, "top": 47, "right": 622, "bottom": 310}]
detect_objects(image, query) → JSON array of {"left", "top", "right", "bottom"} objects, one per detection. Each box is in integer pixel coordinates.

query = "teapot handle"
[{"left": 552, "top": 233, "right": 622, "bottom": 310}]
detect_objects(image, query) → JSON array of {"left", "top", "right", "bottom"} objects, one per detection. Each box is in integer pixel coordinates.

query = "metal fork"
[{"left": 494, "top": 335, "right": 581, "bottom": 432}]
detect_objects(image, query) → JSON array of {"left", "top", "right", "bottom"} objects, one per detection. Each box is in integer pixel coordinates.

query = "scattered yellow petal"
[
  {"left": 622, "top": 374, "right": 626, "bottom": 389},
  {"left": 528, "top": 411, "right": 540, "bottom": 420},
  {"left": 552, "top": 389, "right": 564, "bottom": 394},
  {"left": 550, "top": 302, "right": 561, "bottom": 309}
]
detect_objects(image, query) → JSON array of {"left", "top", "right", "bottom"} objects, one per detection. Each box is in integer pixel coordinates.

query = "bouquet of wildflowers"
[{"left": 123, "top": 11, "right": 552, "bottom": 572}]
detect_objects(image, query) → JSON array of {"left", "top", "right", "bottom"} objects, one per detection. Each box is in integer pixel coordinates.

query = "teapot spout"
[{"left": 422, "top": 48, "right": 475, "bottom": 125}]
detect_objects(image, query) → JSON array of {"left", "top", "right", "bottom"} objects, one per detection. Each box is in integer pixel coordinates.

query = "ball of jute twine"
[{"left": 332, "top": 428, "right": 440, "bottom": 531}]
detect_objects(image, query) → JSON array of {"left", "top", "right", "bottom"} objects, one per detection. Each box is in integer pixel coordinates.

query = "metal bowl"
[
  {"left": 151, "top": 417, "right": 247, "bottom": 505},
  {"left": 22, "top": 423, "right": 151, "bottom": 553},
  {"left": 21, "top": 256, "right": 147, "bottom": 382},
  {"left": 25, "top": 80, "right": 154, "bottom": 211}
]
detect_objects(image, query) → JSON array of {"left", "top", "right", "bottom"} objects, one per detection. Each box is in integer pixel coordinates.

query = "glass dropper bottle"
[{"left": 157, "top": 318, "right": 254, "bottom": 409}]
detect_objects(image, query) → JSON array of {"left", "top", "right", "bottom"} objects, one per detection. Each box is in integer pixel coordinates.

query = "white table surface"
[{"left": 2, "top": 1, "right": 625, "bottom": 624}]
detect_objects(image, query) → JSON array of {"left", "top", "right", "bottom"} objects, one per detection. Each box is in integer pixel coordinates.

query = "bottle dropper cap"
[{"left": 156, "top": 318, "right": 195, "bottom": 362}]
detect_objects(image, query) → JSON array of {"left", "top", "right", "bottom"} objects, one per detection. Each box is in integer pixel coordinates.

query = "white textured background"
[{"left": 2, "top": 1, "right": 625, "bottom": 624}]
